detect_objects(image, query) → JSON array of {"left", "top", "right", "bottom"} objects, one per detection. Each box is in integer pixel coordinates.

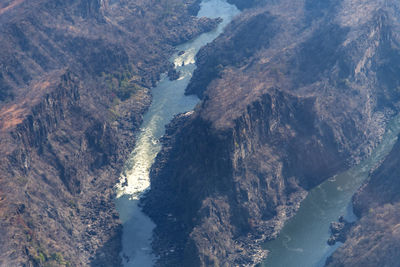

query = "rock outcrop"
[
  {"left": 144, "top": 0, "right": 400, "bottom": 266},
  {"left": 327, "top": 216, "right": 354, "bottom": 246},
  {"left": 0, "top": 0, "right": 218, "bottom": 266},
  {"left": 326, "top": 136, "right": 400, "bottom": 267}
]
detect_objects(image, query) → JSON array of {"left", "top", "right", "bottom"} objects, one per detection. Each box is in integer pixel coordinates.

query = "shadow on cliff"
[{"left": 90, "top": 226, "right": 123, "bottom": 267}]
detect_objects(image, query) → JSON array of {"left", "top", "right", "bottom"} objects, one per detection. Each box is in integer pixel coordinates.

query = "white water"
[
  {"left": 261, "top": 113, "right": 400, "bottom": 267},
  {"left": 115, "top": 1, "right": 239, "bottom": 266}
]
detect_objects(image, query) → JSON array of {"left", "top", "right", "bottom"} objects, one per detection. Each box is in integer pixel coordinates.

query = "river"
[
  {"left": 260, "top": 113, "right": 400, "bottom": 267},
  {"left": 114, "top": 1, "right": 239, "bottom": 266},
  {"left": 112, "top": 1, "right": 400, "bottom": 266}
]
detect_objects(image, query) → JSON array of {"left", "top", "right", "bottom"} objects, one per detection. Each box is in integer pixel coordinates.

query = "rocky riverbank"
[
  {"left": 143, "top": 0, "right": 400, "bottom": 266},
  {"left": 0, "top": 0, "right": 219, "bottom": 266},
  {"left": 326, "top": 133, "right": 400, "bottom": 266}
]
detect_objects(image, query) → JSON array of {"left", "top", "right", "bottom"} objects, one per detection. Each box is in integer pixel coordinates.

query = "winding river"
[
  {"left": 113, "top": 1, "right": 400, "bottom": 266},
  {"left": 114, "top": 1, "right": 239, "bottom": 266},
  {"left": 260, "top": 113, "right": 400, "bottom": 267}
]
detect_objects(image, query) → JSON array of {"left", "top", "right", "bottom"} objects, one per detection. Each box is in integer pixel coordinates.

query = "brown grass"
[
  {"left": 0, "top": 0, "right": 25, "bottom": 15},
  {"left": 0, "top": 104, "right": 26, "bottom": 131}
]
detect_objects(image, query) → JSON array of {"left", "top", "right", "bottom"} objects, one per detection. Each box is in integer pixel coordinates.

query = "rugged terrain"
[
  {"left": 326, "top": 136, "right": 400, "bottom": 267},
  {"left": 144, "top": 0, "right": 400, "bottom": 266},
  {"left": 0, "top": 0, "right": 218, "bottom": 266}
]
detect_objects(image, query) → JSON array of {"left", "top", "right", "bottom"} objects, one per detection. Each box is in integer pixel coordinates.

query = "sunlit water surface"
[{"left": 114, "top": 1, "right": 239, "bottom": 266}]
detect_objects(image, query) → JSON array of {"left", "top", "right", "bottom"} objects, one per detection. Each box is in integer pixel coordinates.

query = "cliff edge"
[{"left": 144, "top": 0, "right": 400, "bottom": 266}]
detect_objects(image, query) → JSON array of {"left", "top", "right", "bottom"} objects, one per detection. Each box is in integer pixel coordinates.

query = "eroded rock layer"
[
  {"left": 144, "top": 0, "right": 400, "bottom": 266},
  {"left": 326, "top": 137, "right": 400, "bottom": 267},
  {"left": 0, "top": 0, "right": 218, "bottom": 266}
]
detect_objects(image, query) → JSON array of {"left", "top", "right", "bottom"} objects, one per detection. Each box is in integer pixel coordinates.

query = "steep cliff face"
[
  {"left": 145, "top": 89, "right": 349, "bottom": 266},
  {"left": 186, "top": 10, "right": 279, "bottom": 98},
  {"left": 0, "top": 0, "right": 219, "bottom": 266},
  {"left": 0, "top": 72, "right": 133, "bottom": 266},
  {"left": 0, "top": 0, "right": 219, "bottom": 101},
  {"left": 325, "top": 137, "right": 400, "bottom": 267},
  {"left": 144, "top": 0, "right": 400, "bottom": 266}
]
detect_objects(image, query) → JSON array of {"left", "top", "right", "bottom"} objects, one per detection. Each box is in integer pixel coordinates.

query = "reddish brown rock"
[
  {"left": 0, "top": 0, "right": 218, "bottom": 266},
  {"left": 144, "top": 0, "right": 400, "bottom": 266}
]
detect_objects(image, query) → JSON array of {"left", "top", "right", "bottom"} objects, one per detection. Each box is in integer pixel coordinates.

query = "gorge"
[
  {"left": 1, "top": 0, "right": 400, "bottom": 266},
  {"left": 144, "top": 0, "right": 400, "bottom": 266},
  {"left": 115, "top": 0, "right": 239, "bottom": 265},
  {"left": 261, "top": 113, "right": 400, "bottom": 267}
]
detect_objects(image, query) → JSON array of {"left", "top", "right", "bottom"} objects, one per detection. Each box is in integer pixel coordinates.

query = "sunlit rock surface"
[
  {"left": 0, "top": 0, "right": 219, "bottom": 265},
  {"left": 144, "top": 0, "right": 400, "bottom": 266}
]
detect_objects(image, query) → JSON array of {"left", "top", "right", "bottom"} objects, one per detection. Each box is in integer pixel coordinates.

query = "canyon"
[
  {"left": 326, "top": 135, "right": 400, "bottom": 266},
  {"left": 143, "top": 0, "right": 400, "bottom": 266},
  {"left": 0, "top": 0, "right": 218, "bottom": 265},
  {"left": 1, "top": 0, "right": 400, "bottom": 266}
]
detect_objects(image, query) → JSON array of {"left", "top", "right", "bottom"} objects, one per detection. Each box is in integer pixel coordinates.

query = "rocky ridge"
[
  {"left": 0, "top": 0, "right": 218, "bottom": 266},
  {"left": 144, "top": 0, "right": 400, "bottom": 266}
]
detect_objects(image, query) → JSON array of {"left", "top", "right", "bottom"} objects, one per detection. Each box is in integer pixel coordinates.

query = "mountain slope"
[
  {"left": 0, "top": 0, "right": 218, "bottom": 266},
  {"left": 143, "top": 0, "right": 400, "bottom": 265},
  {"left": 326, "top": 136, "right": 400, "bottom": 267}
]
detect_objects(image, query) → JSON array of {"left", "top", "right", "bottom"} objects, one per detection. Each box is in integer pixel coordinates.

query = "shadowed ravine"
[
  {"left": 114, "top": 1, "right": 239, "bottom": 266},
  {"left": 260, "top": 113, "right": 400, "bottom": 267}
]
